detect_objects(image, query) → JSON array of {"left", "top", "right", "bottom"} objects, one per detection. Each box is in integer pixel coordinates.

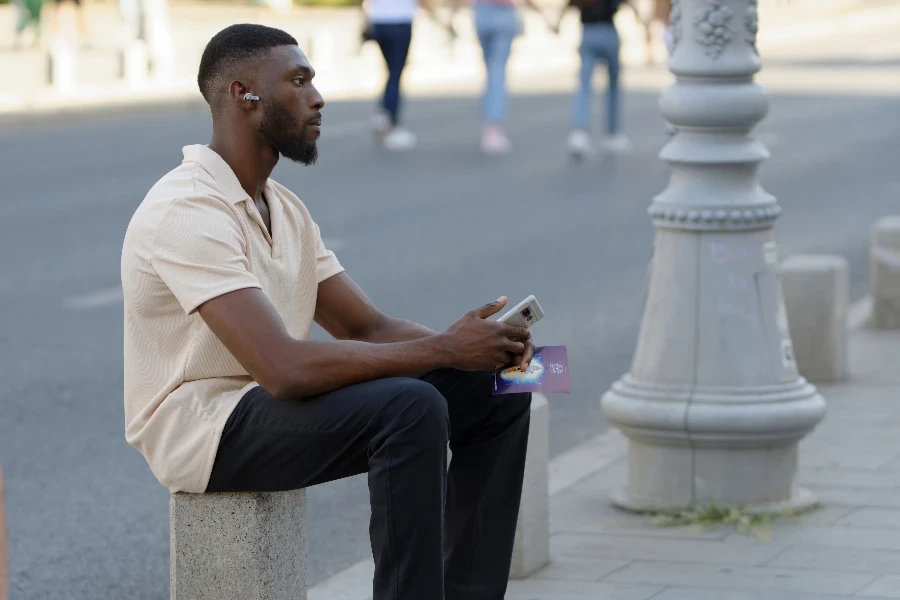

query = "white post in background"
[{"left": 600, "top": 0, "right": 826, "bottom": 512}]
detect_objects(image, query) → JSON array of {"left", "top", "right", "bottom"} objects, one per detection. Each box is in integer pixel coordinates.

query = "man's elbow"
[
  {"left": 260, "top": 369, "right": 313, "bottom": 402},
  {"left": 253, "top": 352, "right": 311, "bottom": 401}
]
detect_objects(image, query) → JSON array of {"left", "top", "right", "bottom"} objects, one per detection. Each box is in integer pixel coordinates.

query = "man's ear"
[{"left": 229, "top": 80, "right": 259, "bottom": 110}]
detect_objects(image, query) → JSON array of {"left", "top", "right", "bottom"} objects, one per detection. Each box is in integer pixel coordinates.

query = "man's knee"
[{"left": 383, "top": 378, "right": 449, "bottom": 441}]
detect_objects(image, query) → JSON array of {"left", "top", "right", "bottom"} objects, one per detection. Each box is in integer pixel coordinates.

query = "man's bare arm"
[
  {"left": 315, "top": 273, "right": 436, "bottom": 344},
  {"left": 198, "top": 289, "right": 529, "bottom": 400}
]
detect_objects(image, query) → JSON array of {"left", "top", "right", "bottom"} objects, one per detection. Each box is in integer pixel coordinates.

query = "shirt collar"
[{"left": 182, "top": 144, "right": 255, "bottom": 205}]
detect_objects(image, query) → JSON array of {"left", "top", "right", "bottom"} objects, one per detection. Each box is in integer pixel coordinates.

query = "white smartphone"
[{"left": 498, "top": 295, "right": 544, "bottom": 328}]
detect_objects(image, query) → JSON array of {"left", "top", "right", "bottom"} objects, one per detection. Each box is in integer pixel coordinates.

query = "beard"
[{"left": 258, "top": 98, "right": 319, "bottom": 166}]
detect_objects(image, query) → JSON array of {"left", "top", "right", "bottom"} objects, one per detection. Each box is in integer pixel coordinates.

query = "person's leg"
[
  {"left": 206, "top": 378, "right": 450, "bottom": 600},
  {"left": 373, "top": 22, "right": 412, "bottom": 126},
  {"left": 419, "top": 369, "right": 531, "bottom": 600},
  {"left": 595, "top": 24, "right": 621, "bottom": 136},
  {"left": 386, "top": 22, "right": 412, "bottom": 126},
  {"left": 482, "top": 13, "right": 514, "bottom": 126},
  {"left": 595, "top": 24, "right": 631, "bottom": 152},
  {"left": 371, "top": 23, "right": 396, "bottom": 120},
  {"left": 570, "top": 25, "right": 598, "bottom": 132},
  {"left": 474, "top": 4, "right": 495, "bottom": 122}
]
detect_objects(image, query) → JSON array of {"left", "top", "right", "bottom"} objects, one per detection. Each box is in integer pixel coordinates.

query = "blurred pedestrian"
[
  {"left": 51, "top": 0, "right": 89, "bottom": 46},
  {"left": 457, "top": 0, "right": 554, "bottom": 154},
  {"left": 364, "top": 0, "right": 449, "bottom": 151},
  {"left": 11, "top": 0, "right": 43, "bottom": 49},
  {"left": 555, "top": 0, "right": 632, "bottom": 158}
]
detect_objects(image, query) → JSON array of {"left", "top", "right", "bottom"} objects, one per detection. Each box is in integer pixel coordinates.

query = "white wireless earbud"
[{"left": 243, "top": 93, "right": 260, "bottom": 102}]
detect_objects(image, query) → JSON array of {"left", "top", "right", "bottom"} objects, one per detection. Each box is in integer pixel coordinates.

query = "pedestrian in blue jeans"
[
  {"left": 460, "top": 0, "right": 553, "bottom": 154},
  {"left": 555, "top": 0, "right": 632, "bottom": 158}
]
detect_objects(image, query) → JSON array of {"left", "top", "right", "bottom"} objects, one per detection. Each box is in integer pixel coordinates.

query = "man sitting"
[{"left": 121, "top": 23, "right": 534, "bottom": 600}]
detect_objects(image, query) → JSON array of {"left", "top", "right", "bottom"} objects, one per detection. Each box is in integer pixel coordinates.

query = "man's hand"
[{"left": 436, "top": 297, "right": 532, "bottom": 372}]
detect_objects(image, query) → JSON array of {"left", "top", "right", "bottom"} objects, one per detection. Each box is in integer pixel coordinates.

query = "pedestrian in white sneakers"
[
  {"left": 364, "top": 0, "right": 450, "bottom": 150},
  {"left": 554, "top": 0, "right": 633, "bottom": 158}
]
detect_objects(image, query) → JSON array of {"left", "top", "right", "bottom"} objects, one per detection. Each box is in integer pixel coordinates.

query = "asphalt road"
[{"left": 2, "top": 33, "right": 900, "bottom": 599}]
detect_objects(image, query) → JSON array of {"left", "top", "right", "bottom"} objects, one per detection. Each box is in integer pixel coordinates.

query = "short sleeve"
[
  {"left": 152, "top": 196, "right": 261, "bottom": 314},
  {"left": 312, "top": 221, "right": 345, "bottom": 284}
]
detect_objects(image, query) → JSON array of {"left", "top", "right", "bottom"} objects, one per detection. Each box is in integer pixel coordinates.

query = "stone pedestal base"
[{"left": 609, "top": 438, "right": 818, "bottom": 514}]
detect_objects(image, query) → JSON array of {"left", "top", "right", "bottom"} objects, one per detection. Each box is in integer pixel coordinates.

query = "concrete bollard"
[
  {"left": 871, "top": 216, "right": 900, "bottom": 329},
  {"left": 47, "top": 38, "right": 76, "bottom": 95},
  {"left": 170, "top": 489, "right": 307, "bottom": 600},
  {"left": 780, "top": 255, "right": 849, "bottom": 382},
  {"left": 120, "top": 41, "right": 149, "bottom": 89},
  {"left": 509, "top": 393, "right": 549, "bottom": 579}
]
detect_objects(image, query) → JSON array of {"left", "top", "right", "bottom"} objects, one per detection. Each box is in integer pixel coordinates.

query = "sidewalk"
[
  {"left": 1, "top": 0, "right": 896, "bottom": 119},
  {"left": 506, "top": 312, "right": 900, "bottom": 600}
]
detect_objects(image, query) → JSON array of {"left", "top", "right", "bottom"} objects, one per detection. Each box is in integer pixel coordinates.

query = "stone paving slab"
[
  {"left": 510, "top": 325, "right": 900, "bottom": 599},
  {"left": 857, "top": 576, "right": 900, "bottom": 598},
  {"left": 648, "top": 588, "right": 883, "bottom": 600},
  {"left": 604, "top": 561, "right": 878, "bottom": 595},
  {"left": 765, "top": 545, "right": 900, "bottom": 575}
]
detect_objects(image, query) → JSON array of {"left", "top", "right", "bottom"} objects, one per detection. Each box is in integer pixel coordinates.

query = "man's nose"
[{"left": 310, "top": 86, "right": 325, "bottom": 110}]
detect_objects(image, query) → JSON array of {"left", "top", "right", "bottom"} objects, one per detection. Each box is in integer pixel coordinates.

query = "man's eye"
[{"left": 294, "top": 77, "right": 304, "bottom": 86}]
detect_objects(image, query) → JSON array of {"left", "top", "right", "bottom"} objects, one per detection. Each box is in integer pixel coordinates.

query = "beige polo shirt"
[{"left": 121, "top": 145, "right": 343, "bottom": 493}]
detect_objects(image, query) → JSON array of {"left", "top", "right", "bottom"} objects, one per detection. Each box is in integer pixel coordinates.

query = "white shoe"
[
  {"left": 370, "top": 110, "right": 391, "bottom": 135},
  {"left": 567, "top": 130, "right": 593, "bottom": 158},
  {"left": 603, "top": 134, "right": 633, "bottom": 154},
  {"left": 382, "top": 127, "right": 417, "bottom": 151},
  {"left": 481, "top": 127, "right": 511, "bottom": 155}
]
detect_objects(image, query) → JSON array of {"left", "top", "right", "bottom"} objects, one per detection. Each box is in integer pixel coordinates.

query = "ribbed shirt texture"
[{"left": 121, "top": 145, "right": 343, "bottom": 492}]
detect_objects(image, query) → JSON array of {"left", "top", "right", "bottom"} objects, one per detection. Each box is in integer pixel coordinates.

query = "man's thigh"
[
  {"left": 206, "top": 377, "right": 446, "bottom": 493},
  {"left": 419, "top": 369, "right": 531, "bottom": 446}
]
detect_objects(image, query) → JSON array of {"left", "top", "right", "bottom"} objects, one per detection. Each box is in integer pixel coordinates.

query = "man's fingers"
[
  {"left": 500, "top": 324, "right": 530, "bottom": 340},
  {"left": 520, "top": 340, "right": 535, "bottom": 370},
  {"left": 503, "top": 340, "right": 526, "bottom": 355},
  {"left": 473, "top": 296, "right": 508, "bottom": 319}
]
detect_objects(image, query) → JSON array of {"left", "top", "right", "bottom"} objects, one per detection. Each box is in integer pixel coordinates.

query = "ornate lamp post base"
[{"left": 600, "top": 0, "right": 825, "bottom": 512}]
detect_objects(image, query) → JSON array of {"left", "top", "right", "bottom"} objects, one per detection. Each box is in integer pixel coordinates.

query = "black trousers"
[{"left": 206, "top": 369, "right": 532, "bottom": 600}]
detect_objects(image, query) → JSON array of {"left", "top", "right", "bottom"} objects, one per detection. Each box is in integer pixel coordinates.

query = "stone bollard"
[
  {"left": 780, "top": 255, "right": 849, "bottom": 382},
  {"left": 47, "top": 38, "right": 76, "bottom": 95},
  {"left": 170, "top": 489, "right": 307, "bottom": 600},
  {"left": 509, "top": 393, "right": 549, "bottom": 579},
  {"left": 871, "top": 216, "right": 900, "bottom": 329},
  {"left": 120, "top": 41, "right": 149, "bottom": 89}
]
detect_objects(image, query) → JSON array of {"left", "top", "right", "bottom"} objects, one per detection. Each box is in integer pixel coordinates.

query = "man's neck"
[{"left": 209, "top": 130, "right": 279, "bottom": 202}]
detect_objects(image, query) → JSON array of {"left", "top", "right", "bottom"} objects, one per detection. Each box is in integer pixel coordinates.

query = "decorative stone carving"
[
  {"left": 745, "top": 0, "right": 759, "bottom": 53},
  {"left": 671, "top": 0, "right": 683, "bottom": 50},
  {"left": 694, "top": 0, "right": 734, "bottom": 58}
]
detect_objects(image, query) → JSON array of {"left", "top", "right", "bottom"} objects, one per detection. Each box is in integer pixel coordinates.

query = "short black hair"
[{"left": 197, "top": 24, "right": 298, "bottom": 103}]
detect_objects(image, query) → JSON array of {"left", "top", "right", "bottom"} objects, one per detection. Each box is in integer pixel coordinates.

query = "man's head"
[{"left": 198, "top": 24, "right": 324, "bottom": 165}]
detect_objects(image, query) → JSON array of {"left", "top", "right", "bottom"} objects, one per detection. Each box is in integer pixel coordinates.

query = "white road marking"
[{"left": 63, "top": 287, "right": 123, "bottom": 309}]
